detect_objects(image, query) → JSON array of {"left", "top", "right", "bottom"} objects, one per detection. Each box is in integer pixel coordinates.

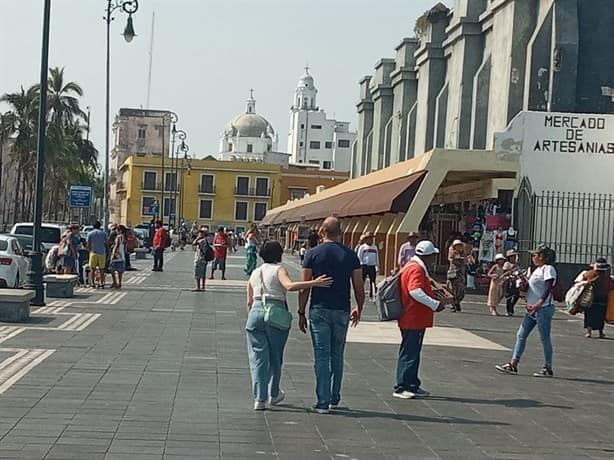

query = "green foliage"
[{"left": 1, "top": 67, "right": 100, "bottom": 222}]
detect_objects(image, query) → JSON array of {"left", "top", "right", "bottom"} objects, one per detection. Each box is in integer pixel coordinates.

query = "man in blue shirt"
[
  {"left": 299, "top": 216, "right": 364, "bottom": 414},
  {"left": 86, "top": 221, "right": 107, "bottom": 288}
]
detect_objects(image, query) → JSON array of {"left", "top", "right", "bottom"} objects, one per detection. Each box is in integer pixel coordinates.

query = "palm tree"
[
  {"left": 0, "top": 85, "right": 39, "bottom": 222},
  {"left": 46, "top": 67, "right": 86, "bottom": 126}
]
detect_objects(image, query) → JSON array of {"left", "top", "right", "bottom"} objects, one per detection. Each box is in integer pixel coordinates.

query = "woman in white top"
[
  {"left": 246, "top": 240, "right": 332, "bottom": 410},
  {"left": 110, "top": 225, "right": 127, "bottom": 289},
  {"left": 496, "top": 245, "right": 557, "bottom": 377}
]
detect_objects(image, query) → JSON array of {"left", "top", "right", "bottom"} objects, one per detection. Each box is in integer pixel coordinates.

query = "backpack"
[
  {"left": 375, "top": 271, "right": 404, "bottom": 321},
  {"left": 125, "top": 230, "right": 137, "bottom": 252},
  {"left": 45, "top": 246, "right": 59, "bottom": 271},
  {"left": 200, "top": 240, "right": 214, "bottom": 262},
  {"left": 552, "top": 276, "right": 566, "bottom": 303}
]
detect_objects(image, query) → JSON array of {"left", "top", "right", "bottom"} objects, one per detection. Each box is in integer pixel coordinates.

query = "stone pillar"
[
  {"left": 355, "top": 76, "right": 373, "bottom": 178},
  {"left": 413, "top": 4, "right": 450, "bottom": 155},
  {"left": 390, "top": 38, "right": 419, "bottom": 163},
  {"left": 370, "top": 59, "right": 396, "bottom": 171}
]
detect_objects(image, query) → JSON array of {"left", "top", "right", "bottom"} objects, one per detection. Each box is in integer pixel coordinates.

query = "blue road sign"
[{"left": 69, "top": 185, "right": 92, "bottom": 208}]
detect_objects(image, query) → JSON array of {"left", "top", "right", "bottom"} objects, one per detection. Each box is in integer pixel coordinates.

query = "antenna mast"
[{"left": 146, "top": 11, "right": 155, "bottom": 108}]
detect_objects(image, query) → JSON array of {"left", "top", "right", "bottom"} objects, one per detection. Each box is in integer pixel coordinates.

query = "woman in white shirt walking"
[
  {"left": 246, "top": 241, "right": 332, "bottom": 410},
  {"left": 496, "top": 245, "right": 557, "bottom": 377}
]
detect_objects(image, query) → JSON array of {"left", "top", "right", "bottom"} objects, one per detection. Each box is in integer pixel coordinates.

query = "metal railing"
[{"left": 234, "top": 187, "right": 270, "bottom": 197}]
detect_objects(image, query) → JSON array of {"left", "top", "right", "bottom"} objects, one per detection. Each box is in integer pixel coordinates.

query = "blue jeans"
[
  {"left": 395, "top": 329, "right": 425, "bottom": 392},
  {"left": 309, "top": 308, "right": 350, "bottom": 409},
  {"left": 246, "top": 302, "right": 290, "bottom": 402},
  {"left": 512, "top": 304, "right": 555, "bottom": 368}
]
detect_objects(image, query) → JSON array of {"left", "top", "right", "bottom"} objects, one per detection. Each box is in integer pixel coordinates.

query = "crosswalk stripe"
[{"left": 0, "top": 348, "right": 55, "bottom": 395}]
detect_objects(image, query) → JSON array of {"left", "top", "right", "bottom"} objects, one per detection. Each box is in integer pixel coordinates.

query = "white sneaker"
[
  {"left": 329, "top": 402, "right": 339, "bottom": 410},
  {"left": 254, "top": 400, "right": 266, "bottom": 410},
  {"left": 312, "top": 405, "right": 330, "bottom": 414},
  {"left": 393, "top": 390, "right": 416, "bottom": 399},
  {"left": 269, "top": 390, "right": 285, "bottom": 406}
]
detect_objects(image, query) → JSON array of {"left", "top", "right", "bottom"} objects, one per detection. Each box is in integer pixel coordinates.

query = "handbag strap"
[{"left": 259, "top": 267, "right": 266, "bottom": 302}]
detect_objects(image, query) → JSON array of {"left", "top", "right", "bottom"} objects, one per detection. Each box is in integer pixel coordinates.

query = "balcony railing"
[
  {"left": 199, "top": 185, "right": 216, "bottom": 194},
  {"left": 141, "top": 181, "right": 162, "bottom": 191},
  {"left": 234, "top": 187, "right": 271, "bottom": 197}
]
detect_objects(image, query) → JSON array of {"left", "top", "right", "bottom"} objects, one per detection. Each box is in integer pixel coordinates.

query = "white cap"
[{"left": 415, "top": 240, "right": 439, "bottom": 256}]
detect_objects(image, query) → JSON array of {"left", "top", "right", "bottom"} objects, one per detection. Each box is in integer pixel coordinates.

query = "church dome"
[{"left": 226, "top": 113, "right": 274, "bottom": 138}]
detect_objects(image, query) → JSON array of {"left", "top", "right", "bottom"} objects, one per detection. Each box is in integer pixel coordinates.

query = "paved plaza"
[{"left": 0, "top": 249, "right": 613, "bottom": 459}]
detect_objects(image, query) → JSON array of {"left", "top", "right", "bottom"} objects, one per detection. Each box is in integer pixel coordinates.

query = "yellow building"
[{"left": 115, "top": 156, "right": 282, "bottom": 232}]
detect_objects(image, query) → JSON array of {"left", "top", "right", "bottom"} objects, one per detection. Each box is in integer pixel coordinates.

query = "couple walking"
[{"left": 245, "top": 217, "right": 365, "bottom": 412}]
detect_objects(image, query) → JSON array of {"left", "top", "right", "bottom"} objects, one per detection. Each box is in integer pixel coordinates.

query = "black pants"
[
  {"left": 506, "top": 285, "right": 520, "bottom": 315},
  {"left": 124, "top": 250, "right": 132, "bottom": 269},
  {"left": 362, "top": 265, "right": 377, "bottom": 297},
  {"left": 395, "top": 329, "right": 425, "bottom": 392},
  {"left": 153, "top": 248, "right": 164, "bottom": 270}
]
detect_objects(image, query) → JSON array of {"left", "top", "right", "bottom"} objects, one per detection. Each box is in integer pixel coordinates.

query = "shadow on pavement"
[{"left": 426, "top": 396, "right": 572, "bottom": 410}]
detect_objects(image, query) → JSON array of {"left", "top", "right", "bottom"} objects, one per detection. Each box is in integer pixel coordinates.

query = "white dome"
[{"left": 226, "top": 113, "right": 275, "bottom": 139}]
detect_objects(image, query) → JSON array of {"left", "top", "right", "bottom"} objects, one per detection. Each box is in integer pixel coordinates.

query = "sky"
[{"left": 1, "top": 0, "right": 440, "bottom": 165}]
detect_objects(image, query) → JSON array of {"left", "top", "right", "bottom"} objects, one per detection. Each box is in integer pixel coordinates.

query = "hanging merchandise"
[
  {"left": 479, "top": 231, "right": 495, "bottom": 262},
  {"left": 504, "top": 227, "right": 518, "bottom": 252}
]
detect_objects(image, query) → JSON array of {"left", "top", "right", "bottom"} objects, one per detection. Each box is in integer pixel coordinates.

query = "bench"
[
  {"left": 134, "top": 248, "right": 148, "bottom": 260},
  {"left": 0, "top": 289, "right": 34, "bottom": 322},
  {"left": 43, "top": 274, "right": 79, "bottom": 298}
]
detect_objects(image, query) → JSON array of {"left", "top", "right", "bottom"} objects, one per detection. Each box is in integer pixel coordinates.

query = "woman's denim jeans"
[
  {"left": 309, "top": 308, "right": 350, "bottom": 409},
  {"left": 512, "top": 304, "right": 555, "bottom": 368},
  {"left": 246, "top": 302, "right": 290, "bottom": 402}
]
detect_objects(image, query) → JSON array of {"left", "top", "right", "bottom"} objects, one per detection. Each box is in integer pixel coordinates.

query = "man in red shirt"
[
  {"left": 394, "top": 240, "right": 453, "bottom": 399},
  {"left": 210, "top": 227, "right": 229, "bottom": 280},
  {"left": 152, "top": 220, "right": 168, "bottom": 272}
]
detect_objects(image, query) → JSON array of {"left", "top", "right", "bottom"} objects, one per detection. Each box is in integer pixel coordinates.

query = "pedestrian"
[
  {"left": 582, "top": 258, "right": 612, "bottom": 338},
  {"left": 299, "top": 243, "right": 306, "bottom": 265},
  {"left": 397, "top": 231, "right": 420, "bottom": 269},
  {"left": 487, "top": 254, "right": 507, "bottom": 316},
  {"left": 246, "top": 241, "right": 333, "bottom": 410},
  {"left": 152, "top": 220, "right": 168, "bottom": 272},
  {"left": 394, "top": 241, "right": 453, "bottom": 399},
  {"left": 192, "top": 229, "right": 212, "bottom": 292},
  {"left": 124, "top": 227, "right": 136, "bottom": 270},
  {"left": 105, "top": 224, "right": 118, "bottom": 273},
  {"left": 110, "top": 225, "right": 127, "bottom": 289},
  {"left": 357, "top": 231, "right": 379, "bottom": 301},
  {"left": 298, "top": 216, "right": 365, "bottom": 414},
  {"left": 244, "top": 226, "right": 259, "bottom": 276},
  {"left": 210, "top": 226, "right": 229, "bottom": 280},
  {"left": 86, "top": 221, "right": 107, "bottom": 289},
  {"left": 447, "top": 239, "right": 467, "bottom": 312},
  {"left": 58, "top": 230, "right": 74, "bottom": 274},
  {"left": 503, "top": 250, "right": 521, "bottom": 316},
  {"left": 496, "top": 245, "right": 557, "bottom": 377}
]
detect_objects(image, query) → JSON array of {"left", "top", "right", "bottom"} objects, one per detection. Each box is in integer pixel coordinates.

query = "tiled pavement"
[{"left": 0, "top": 248, "right": 613, "bottom": 459}]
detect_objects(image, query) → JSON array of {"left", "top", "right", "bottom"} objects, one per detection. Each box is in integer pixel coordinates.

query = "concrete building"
[
  {"left": 288, "top": 69, "right": 356, "bottom": 172},
  {"left": 110, "top": 108, "right": 173, "bottom": 222},
  {"left": 219, "top": 91, "right": 289, "bottom": 166},
  {"left": 353, "top": 0, "right": 614, "bottom": 177}
]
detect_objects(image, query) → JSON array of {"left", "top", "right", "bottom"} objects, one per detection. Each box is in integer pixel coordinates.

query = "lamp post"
[
  {"left": 170, "top": 126, "right": 186, "bottom": 228},
  {"left": 25, "top": 0, "right": 52, "bottom": 306},
  {"left": 178, "top": 144, "right": 191, "bottom": 223},
  {"left": 103, "top": 0, "right": 139, "bottom": 230}
]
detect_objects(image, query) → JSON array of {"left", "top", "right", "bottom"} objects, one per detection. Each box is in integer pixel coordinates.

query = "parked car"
[
  {"left": 0, "top": 235, "right": 29, "bottom": 288},
  {"left": 10, "top": 222, "right": 66, "bottom": 251},
  {"left": 10, "top": 234, "right": 46, "bottom": 256}
]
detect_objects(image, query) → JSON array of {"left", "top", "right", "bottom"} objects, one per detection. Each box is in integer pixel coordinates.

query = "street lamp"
[
  {"left": 103, "top": 0, "right": 139, "bottom": 230},
  {"left": 170, "top": 124, "right": 187, "bottom": 228},
  {"left": 178, "top": 144, "right": 192, "bottom": 224},
  {"left": 25, "top": 0, "right": 52, "bottom": 306}
]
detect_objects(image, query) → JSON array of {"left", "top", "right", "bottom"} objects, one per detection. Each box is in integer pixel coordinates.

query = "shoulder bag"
[{"left": 260, "top": 268, "right": 292, "bottom": 330}]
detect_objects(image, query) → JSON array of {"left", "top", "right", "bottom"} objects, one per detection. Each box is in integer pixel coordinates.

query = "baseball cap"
[{"left": 415, "top": 240, "right": 439, "bottom": 256}]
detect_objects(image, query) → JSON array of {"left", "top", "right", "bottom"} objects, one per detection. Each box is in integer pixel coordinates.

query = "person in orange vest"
[
  {"left": 152, "top": 220, "right": 168, "bottom": 272},
  {"left": 394, "top": 240, "right": 454, "bottom": 399}
]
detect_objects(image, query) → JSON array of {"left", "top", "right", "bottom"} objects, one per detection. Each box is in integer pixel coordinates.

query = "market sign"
[{"left": 494, "top": 111, "right": 614, "bottom": 156}]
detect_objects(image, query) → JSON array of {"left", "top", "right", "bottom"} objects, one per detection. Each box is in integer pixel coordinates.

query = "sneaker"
[
  {"left": 413, "top": 387, "right": 430, "bottom": 397},
  {"left": 495, "top": 363, "right": 518, "bottom": 375},
  {"left": 329, "top": 402, "right": 339, "bottom": 410},
  {"left": 533, "top": 367, "right": 554, "bottom": 378},
  {"left": 311, "top": 405, "right": 330, "bottom": 414},
  {"left": 254, "top": 400, "right": 266, "bottom": 411},
  {"left": 269, "top": 390, "right": 285, "bottom": 406},
  {"left": 392, "top": 390, "right": 416, "bottom": 399}
]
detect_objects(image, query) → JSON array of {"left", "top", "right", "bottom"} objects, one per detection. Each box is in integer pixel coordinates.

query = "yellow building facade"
[{"left": 115, "top": 156, "right": 282, "bottom": 232}]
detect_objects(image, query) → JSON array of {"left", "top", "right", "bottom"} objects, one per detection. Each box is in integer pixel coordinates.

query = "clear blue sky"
[{"left": 1, "top": 0, "right": 440, "bottom": 164}]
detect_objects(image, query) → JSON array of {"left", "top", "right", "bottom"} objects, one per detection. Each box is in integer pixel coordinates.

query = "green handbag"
[{"left": 260, "top": 269, "right": 292, "bottom": 330}]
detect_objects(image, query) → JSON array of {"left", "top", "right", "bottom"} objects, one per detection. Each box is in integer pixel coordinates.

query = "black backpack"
[{"left": 200, "top": 240, "right": 214, "bottom": 262}]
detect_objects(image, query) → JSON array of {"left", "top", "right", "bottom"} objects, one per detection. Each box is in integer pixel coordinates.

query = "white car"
[
  {"left": 10, "top": 222, "right": 66, "bottom": 251},
  {"left": 0, "top": 235, "right": 29, "bottom": 288}
]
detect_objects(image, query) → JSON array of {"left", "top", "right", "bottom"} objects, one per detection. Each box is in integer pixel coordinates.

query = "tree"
[{"left": 414, "top": 11, "right": 429, "bottom": 41}]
